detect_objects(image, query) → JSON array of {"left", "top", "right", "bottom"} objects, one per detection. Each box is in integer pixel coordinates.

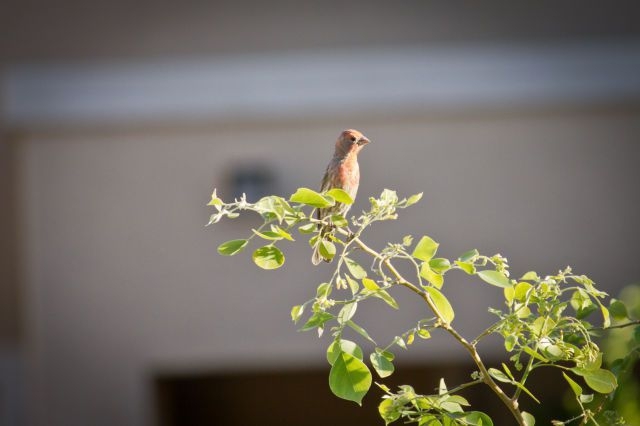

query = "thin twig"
[
  {"left": 590, "top": 319, "right": 640, "bottom": 331},
  {"left": 351, "top": 235, "right": 526, "bottom": 426}
]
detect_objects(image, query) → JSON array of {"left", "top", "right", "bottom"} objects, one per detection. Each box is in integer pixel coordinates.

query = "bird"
[{"left": 312, "top": 129, "right": 370, "bottom": 265}]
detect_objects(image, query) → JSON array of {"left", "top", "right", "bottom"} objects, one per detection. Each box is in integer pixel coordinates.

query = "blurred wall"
[
  {"left": 2, "top": 2, "right": 640, "bottom": 426},
  {"left": 2, "top": 0, "right": 640, "bottom": 62},
  {"left": 17, "top": 108, "right": 640, "bottom": 426},
  {"left": 0, "top": 139, "right": 19, "bottom": 344},
  {"left": 0, "top": 109, "right": 24, "bottom": 426}
]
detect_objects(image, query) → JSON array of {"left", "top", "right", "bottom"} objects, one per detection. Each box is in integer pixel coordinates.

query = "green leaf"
[
  {"left": 438, "top": 378, "right": 448, "bottom": 395},
  {"left": 345, "top": 275, "right": 360, "bottom": 295},
  {"left": 502, "top": 363, "right": 515, "bottom": 381},
  {"left": 463, "top": 411, "right": 494, "bottom": 426},
  {"left": 405, "top": 192, "right": 423, "bottom": 207},
  {"left": 271, "top": 225, "right": 295, "bottom": 241},
  {"left": 522, "top": 411, "right": 535, "bottom": 426},
  {"left": 542, "top": 344, "right": 564, "bottom": 360},
  {"left": 477, "top": 270, "right": 511, "bottom": 288},
  {"left": 582, "top": 368, "right": 617, "bottom": 394},
  {"left": 254, "top": 195, "right": 290, "bottom": 222},
  {"left": 458, "top": 249, "right": 479, "bottom": 262},
  {"left": 252, "top": 245, "right": 285, "bottom": 269},
  {"left": 318, "top": 239, "right": 336, "bottom": 262},
  {"left": 429, "top": 258, "right": 451, "bottom": 274},
  {"left": 316, "top": 282, "right": 332, "bottom": 299},
  {"left": 298, "top": 222, "right": 316, "bottom": 234},
  {"left": 330, "top": 214, "right": 348, "bottom": 227},
  {"left": 406, "top": 331, "right": 415, "bottom": 345},
  {"left": 290, "top": 187, "right": 334, "bottom": 208},
  {"left": 420, "top": 263, "right": 444, "bottom": 289},
  {"left": 290, "top": 305, "right": 304, "bottom": 323},
  {"left": 300, "top": 311, "right": 333, "bottom": 331},
  {"left": 523, "top": 346, "right": 549, "bottom": 362},
  {"left": 504, "top": 334, "right": 517, "bottom": 352},
  {"left": 345, "top": 257, "right": 367, "bottom": 279},
  {"left": 562, "top": 372, "right": 583, "bottom": 397},
  {"left": 326, "top": 188, "right": 354, "bottom": 205},
  {"left": 504, "top": 286, "right": 515, "bottom": 304},
  {"left": 370, "top": 351, "right": 395, "bottom": 378},
  {"left": 379, "top": 291, "right": 400, "bottom": 309},
  {"left": 579, "top": 394, "right": 594, "bottom": 403},
  {"left": 329, "top": 351, "right": 372, "bottom": 405},
  {"left": 609, "top": 299, "right": 629, "bottom": 320},
  {"left": 362, "top": 278, "right": 379, "bottom": 291},
  {"left": 346, "top": 320, "right": 376, "bottom": 344},
  {"left": 455, "top": 261, "right": 476, "bottom": 275},
  {"left": 514, "top": 282, "right": 533, "bottom": 302},
  {"left": 327, "top": 339, "right": 363, "bottom": 364},
  {"left": 380, "top": 349, "right": 395, "bottom": 361},
  {"left": 600, "top": 305, "right": 611, "bottom": 328},
  {"left": 424, "top": 287, "right": 455, "bottom": 323},
  {"left": 516, "top": 305, "right": 532, "bottom": 319},
  {"left": 412, "top": 235, "right": 439, "bottom": 261},
  {"left": 394, "top": 336, "right": 407, "bottom": 350},
  {"left": 206, "top": 212, "right": 223, "bottom": 226},
  {"left": 217, "top": 239, "right": 249, "bottom": 256},
  {"left": 520, "top": 271, "right": 539, "bottom": 281},
  {"left": 418, "top": 415, "right": 442, "bottom": 426},
  {"left": 379, "top": 398, "right": 401, "bottom": 425},
  {"left": 446, "top": 395, "right": 470, "bottom": 407},
  {"left": 252, "top": 229, "right": 283, "bottom": 241},
  {"left": 440, "top": 400, "right": 463, "bottom": 414},
  {"left": 488, "top": 368, "right": 511, "bottom": 383},
  {"left": 207, "top": 190, "right": 223, "bottom": 206},
  {"left": 417, "top": 329, "right": 431, "bottom": 339},
  {"left": 531, "top": 317, "right": 556, "bottom": 337},
  {"left": 584, "top": 353, "right": 603, "bottom": 371},
  {"left": 514, "top": 381, "right": 541, "bottom": 404},
  {"left": 362, "top": 278, "right": 399, "bottom": 309},
  {"left": 337, "top": 302, "right": 357, "bottom": 324},
  {"left": 570, "top": 288, "right": 597, "bottom": 318},
  {"left": 379, "top": 189, "right": 399, "bottom": 204},
  {"left": 377, "top": 382, "right": 391, "bottom": 393}
]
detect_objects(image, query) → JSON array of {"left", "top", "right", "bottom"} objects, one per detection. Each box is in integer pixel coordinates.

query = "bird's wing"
[{"left": 319, "top": 165, "right": 332, "bottom": 192}]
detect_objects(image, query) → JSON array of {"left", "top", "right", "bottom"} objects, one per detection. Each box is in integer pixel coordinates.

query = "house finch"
[{"left": 312, "top": 129, "right": 370, "bottom": 265}]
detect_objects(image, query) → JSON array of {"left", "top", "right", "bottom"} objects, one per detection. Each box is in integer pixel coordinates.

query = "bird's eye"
[{"left": 349, "top": 135, "right": 356, "bottom": 142}]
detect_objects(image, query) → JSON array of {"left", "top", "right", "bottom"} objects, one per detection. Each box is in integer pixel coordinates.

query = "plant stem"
[
  {"left": 351, "top": 236, "right": 526, "bottom": 426},
  {"left": 443, "top": 378, "right": 484, "bottom": 396},
  {"left": 471, "top": 322, "right": 503, "bottom": 346},
  {"left": 590, "top": 319, "right": 640, "bottom": 331},
  {"left": 513, "top": 315, "right": 549, "bottom": 403}
]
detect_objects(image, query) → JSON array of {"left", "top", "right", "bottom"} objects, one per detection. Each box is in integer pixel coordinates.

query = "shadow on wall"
[{"left": 153, "top": 362, "right": 586, "bottom": 426}]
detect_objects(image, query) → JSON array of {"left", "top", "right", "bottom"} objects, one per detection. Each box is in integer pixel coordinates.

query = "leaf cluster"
[{"left": 207, "top": 187, "right": 633, "bottom": 426}]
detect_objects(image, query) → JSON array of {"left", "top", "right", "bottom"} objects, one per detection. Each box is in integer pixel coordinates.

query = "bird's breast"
[{"left": 337, "top": 156, "right": 360, "bottom": 196}]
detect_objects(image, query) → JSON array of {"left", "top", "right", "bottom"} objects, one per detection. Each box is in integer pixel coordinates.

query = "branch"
[
  {"left": 590, "top": 319, "right": 640, "bottom": 331},
  {"left": 351, "top": 236, "right": 526, "bottom": 426}
]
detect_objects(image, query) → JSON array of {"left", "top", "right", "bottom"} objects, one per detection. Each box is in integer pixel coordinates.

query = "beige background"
[
  {"left": 2, "top": 1, "right": 640, "bottom": 425},
  {"left": 17, "top": 109, "right": 640, "bottom": 425}
]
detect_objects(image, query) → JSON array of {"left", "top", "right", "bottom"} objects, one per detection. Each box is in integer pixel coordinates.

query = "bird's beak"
[{"left": 357, "top": 136, "right": 370, "bottom": 146}]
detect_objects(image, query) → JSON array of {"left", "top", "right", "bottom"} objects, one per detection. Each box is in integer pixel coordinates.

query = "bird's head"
[{"left": 335, "top": 129, "right": 370, "bottom": 157}]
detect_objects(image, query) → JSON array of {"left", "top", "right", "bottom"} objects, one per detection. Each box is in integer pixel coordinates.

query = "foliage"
[
  {"left": 594, "top": 285, "right": 640, "bottom": 425},
  {"left": 207, "top": 187, "right": 638, "bottom": 425}
]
